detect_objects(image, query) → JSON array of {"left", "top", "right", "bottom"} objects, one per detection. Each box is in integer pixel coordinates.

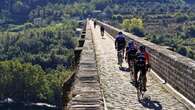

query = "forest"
[
  {"left": 1, "top": 0, "right": 195, "bottom": 109},
  {"left": 0, "top": 0, "right": 80, "bottom": 108}
]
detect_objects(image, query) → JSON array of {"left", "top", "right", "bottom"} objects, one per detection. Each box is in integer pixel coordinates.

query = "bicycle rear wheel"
[
  {"left": 117, "top": 51, "right": 123, "bottom": 66},
  {"left": 137, "top": 82, "right": 142, "bottom": 101},
  {"left": 137, "top": 74, "right": 144, "bottom": 101},
  {"left": 129, "top": 61, "right": 135, "bottom": 81}
]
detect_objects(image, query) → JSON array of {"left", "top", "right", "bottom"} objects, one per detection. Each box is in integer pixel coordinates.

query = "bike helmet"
[
  {"left": 139, "top": 45, "right": 145, "bottom": 52},
  {"left": 128, "top": 40, "right": 134, "bottom": 47},
  {"left": 118, "top": 32, "right": 123, "bottom": 35}
]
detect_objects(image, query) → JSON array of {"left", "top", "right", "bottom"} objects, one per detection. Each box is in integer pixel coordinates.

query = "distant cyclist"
[
  {"left": 100, "top": 26, "right": 105, "bottom": 38},
  {"left": 115, "top": 32, "right": 126, "bottom": 66},
  {"left": 125, "top": 40, "right": 137, "bottom": 73},
  {"left": 134, "top": 45, "right": 150, "bottom": 91},
  {"left": 94, "top": 20, "right": 97, "bottom": 28}
]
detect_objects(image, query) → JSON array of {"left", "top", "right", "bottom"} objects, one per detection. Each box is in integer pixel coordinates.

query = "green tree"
[
  {"left": 177, "top": 46, "right": 188, "bottom": 56},
  {"left": 122, "top": 19, "right": 131, "bottom": 31},
  {"left": 122, "top": 17, "right": 144, "bottom": 37},
  {"left": 186, "top": 26, "right": 195, "bottom": 38}
]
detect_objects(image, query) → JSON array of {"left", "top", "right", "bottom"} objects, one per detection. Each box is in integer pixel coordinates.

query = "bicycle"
[
  {"left": 117, "top": 49, "right": 124, "bottom": 67},
  {"left": 136, "top": 70, "right": 145, "bottom": 101}
]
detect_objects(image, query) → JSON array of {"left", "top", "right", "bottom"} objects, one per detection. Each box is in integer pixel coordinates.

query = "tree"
[
  {"left": 177, "top": 46, "right": 188, "bottom": 56},
  {"left": 122, "top": 19, "right": 131, "bottom": 31},
  {"left": 186, "top": 26, "right": 195, "bottom": 38},
  {"left": 122, "top": 17, "right": 144, "bottom": 37},
  {"left": 174, "top": 13, "right": 189, "bottom": 23},
  {"left": 104, "top": 6, "right": 113, "bottom": 19},
  {"left": 129, "top": 17, "right": 144, "bottom": 30}
]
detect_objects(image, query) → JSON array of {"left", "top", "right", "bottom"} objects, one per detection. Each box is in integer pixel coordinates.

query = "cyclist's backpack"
[
  {"left": 136, "top": 52, "right": 145, "bottom": 67},
  {"left": 127, "top": 47, "right": 137, "bottom": 59}
]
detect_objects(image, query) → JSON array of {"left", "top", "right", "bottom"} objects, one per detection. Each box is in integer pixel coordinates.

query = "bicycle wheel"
[
  {"left": 137, "top": 81, "right": 141, "bottom": 101},
  {"left": 139, "top": 78, "right": 144, "bottom": 100},
  {"left": 137, "top": 73, "right": 144, "bottom": 101},
  {"left": 129, "top": 61, "right": 134, "bottom": 81},
  {"left": 117, "top": 51, "right": 123, "bottom": 66}
]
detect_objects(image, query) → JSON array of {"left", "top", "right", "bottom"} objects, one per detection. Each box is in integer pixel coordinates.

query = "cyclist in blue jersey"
[
  {"left": 115, "top": 32, "right": 126, "bottom": 66},
  {"left": 125, "top": 41, "right": 137, "bottom": 80}
]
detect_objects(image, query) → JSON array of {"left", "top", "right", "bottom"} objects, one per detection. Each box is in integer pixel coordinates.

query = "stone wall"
[
  {"left": 96, "top": 20, "right": 195, "bottom": 104},
  {"left": 66, "top": 21, "right": 104, "bottom": 110}
]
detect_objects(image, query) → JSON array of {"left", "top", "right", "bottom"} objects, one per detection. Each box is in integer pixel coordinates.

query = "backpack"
[
  {"left": 136, "top": 52, "right": 146, "bottom": 67},
  {"left": 127, "top": 47, "right": 137, "bottom": 59}
]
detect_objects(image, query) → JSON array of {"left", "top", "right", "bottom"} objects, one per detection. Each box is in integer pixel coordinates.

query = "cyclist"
[
  {"left": 134, "top": 45, "right": 150, "bottom": 91},
  {"left": 115, "top": 32, "right": 126, "bottom": 66},
  {"left": 94, "top": 20, "right": 97, "bottom": 28},
  {"left": 100, "top": 26, "right": 105, "bottom": 38},
  {"left": 125, "top": 40, "right": 137, "bottom": 73}
]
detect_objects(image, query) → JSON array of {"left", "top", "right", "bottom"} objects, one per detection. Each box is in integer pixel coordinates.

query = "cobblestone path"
[{"left": 90, "top": 21, "right": 188, "bottom": 110}]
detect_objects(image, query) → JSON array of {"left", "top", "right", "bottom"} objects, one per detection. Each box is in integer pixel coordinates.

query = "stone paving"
[{"left": 90, "top": 21, "right": 188, "bottom": 110}]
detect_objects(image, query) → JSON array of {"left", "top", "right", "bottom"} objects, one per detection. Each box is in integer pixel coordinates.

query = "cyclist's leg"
[
  {"left": 122, "top": 48, "right": 125, "bottom": 58},
  {"left": 134, "top": 65, "right": 139, "bottom": 83},
  {"left": 119, "top": 50, "right": 123, "bottom": 67},
  {"left": 117, "top": 49, "right": 122, "bottom": 65},
  {"left": 117, "top": 51, "right": 120, "bottom": 64},
  {"left": 128, "top": 59, "right": 133, "bottom": 79},
  {"left": 131, "top": 59, "right": 135, "bottom": 75},
  {"left": 141, "top": 67, "right": 147, "bottom": 91},
  {"left": 127, "top": 58, "right": 131, "bottom": 70}
]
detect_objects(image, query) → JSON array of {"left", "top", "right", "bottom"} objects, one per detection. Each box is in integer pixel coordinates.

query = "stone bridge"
[{"left": 65, "top": 20, "right": 195, "bottom": 110}]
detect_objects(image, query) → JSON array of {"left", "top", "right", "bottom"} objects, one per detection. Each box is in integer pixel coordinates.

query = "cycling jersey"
[
  {"left": 126, "top": 46, "right": 137, "bottom": 60},
  {"left": 115, "top": 35, "right": 126, "bottom": 51},
  {"left": 135, "top": 51, "right": 149, "bottom": 67},
  {"left": 144, "top": 52, "right": 149, "bottom": 64}
]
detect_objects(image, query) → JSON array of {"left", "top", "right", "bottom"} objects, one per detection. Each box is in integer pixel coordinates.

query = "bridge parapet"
[
  {"left": 67, "top": 21, "right": 104, "bottom": 110},
  {"left": 96, "top": 20, "right": 195, "bottom": 105}
]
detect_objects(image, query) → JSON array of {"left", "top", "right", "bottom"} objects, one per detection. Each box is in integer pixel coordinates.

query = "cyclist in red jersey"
[{"left": 134, "top": 45, "right": 150, "bottom": 91}]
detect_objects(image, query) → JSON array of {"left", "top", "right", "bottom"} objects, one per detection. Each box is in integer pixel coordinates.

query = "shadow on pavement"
[{"left": 140, "top": 97, "right": 162, "bottom": 110}]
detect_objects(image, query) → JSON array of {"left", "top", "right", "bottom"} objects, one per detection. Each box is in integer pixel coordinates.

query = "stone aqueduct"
[{"left": 64, "top": 20, "right": 195, "bottom": 110}]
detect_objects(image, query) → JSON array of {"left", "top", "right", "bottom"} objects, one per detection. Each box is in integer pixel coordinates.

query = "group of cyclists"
[
  {"left": 93, "top": 20, "right": 151, "bottom": 92},
  {"left": 115, "top": 32, "right": 150, "bottom": 92}
]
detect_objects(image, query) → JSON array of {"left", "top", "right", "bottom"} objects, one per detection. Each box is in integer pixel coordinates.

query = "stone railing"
[
  {"left": 66, "top": 21, "right": 104, "bottom": 110},
  {"left": 96, "top": 20, "right": 195, "bottom": 104}
]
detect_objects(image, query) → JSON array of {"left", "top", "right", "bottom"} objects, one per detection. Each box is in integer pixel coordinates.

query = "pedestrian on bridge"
[{"left": 100, "top": 26, "right": 105, "bottom": 39}]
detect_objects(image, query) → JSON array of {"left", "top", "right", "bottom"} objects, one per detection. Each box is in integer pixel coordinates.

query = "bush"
[
  {"left": 177, "top": 46, "right": 188, "bottom": 56},
  {"left": 130, "top": 27, "right": 145, "bottom": 37},
  {"left": 186, "top": 26, "right": 195, "bottom": 38},
  {"left": 176, "top": 15, "right": 189, "bottom": 23},
  {"left": 122, "top": 17, "right": 145, "bottom": 37}
]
